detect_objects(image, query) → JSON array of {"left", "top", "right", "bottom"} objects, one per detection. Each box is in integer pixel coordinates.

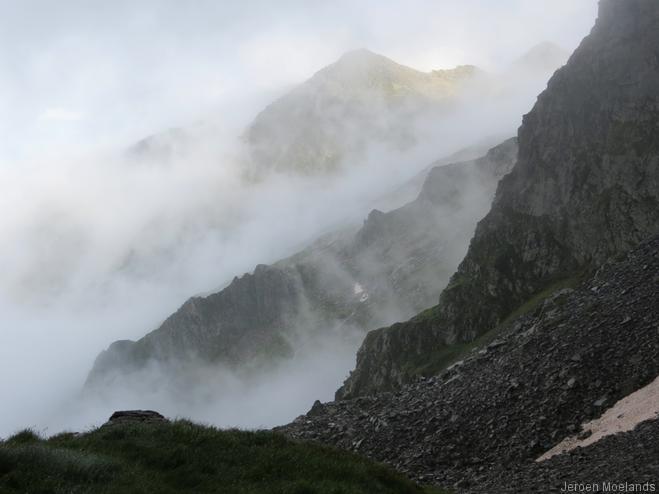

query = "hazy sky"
[{"left": 0, "top": 0, "right": 598, "bottom": 164}]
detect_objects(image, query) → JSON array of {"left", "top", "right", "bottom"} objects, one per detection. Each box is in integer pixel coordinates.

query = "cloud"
[
  {"left": 0, "top": 0, "right": 600, "bottom": 437},
  {"left": 38, "top": 108, "right": 85, "bottom": 122}
]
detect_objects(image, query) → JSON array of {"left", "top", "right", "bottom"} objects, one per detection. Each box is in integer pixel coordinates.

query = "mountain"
[
  {"left": 12, "top": 2, "right": 659, "bottom": 493},
  {"left": 281, "top": 234, "right": 659, "bottom": 490},
  {"left": 125, "top": 120, "right": 227, "bottom": 166},
  {"left": 372, "top": 135, "right": 508, "bottom": 212},
  {"left": 123, "top": 49, "right": 483, "bottom": 175},
  {"left": 509, "top": 41, "right": 569, "bottom": 77},
  {"left": 128, "top": 126, "right": 194, "bottom": 163},
  {"left": 336, "top": 0, "right": 659, "bottom": 399},
  {"left": 244, "top": 49, "right": 482, "bottom": 175},
  {"left": 86, "top": 138, "right": 517, "bottom": 391},
  {"left": 126, "top": 45, "right": 565, "bottom": 178}
]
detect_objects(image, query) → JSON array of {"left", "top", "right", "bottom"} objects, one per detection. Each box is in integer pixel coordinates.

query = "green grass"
[
  {"left": 496, "top": 275, "right": 582, "bottom": 328},
  {"left": 408, "top": 275, "right": 584, "bottom": 379},
  {"left": 0, "top": 421, "right": 449, "bottom": 494}
]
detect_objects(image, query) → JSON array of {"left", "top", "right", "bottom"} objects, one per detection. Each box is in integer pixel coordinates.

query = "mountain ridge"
[
  {"left": 336, "top": 0, "right": 659, "bottom": 399},
  {"left": 86, "top": 138, "right": 518, "bottom": 393}
]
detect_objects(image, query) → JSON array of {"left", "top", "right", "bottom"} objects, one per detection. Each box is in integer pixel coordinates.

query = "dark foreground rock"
[
  {"left": 280, "top": 235, "right": 659, "bottom": 491},
  {"left": 105, "top": 410, "right": 168, "bottom": 425}
]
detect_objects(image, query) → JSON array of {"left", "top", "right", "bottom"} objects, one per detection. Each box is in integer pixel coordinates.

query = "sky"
[
  {"left": 0, "top": 0, "right": 598, "bottom": 164},
  {"left": 0, "top": 0, "right": 600, "bottom": 436}
]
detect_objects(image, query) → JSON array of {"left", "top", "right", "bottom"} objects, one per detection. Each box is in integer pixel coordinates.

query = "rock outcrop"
[
  {"left": 104, "top": 410, "right": 168, "bottom": 426},
  {"left": 281, "top": 234, "right": 659, "bottom": 490},
  {"left": 337, "top": 0, "right": 659, "bottom": 399},
  {"left": 87, "top": 264, "right": 305, "bottom": 386},
  {"left": 86, "top": 139, "right": 517, "bottom": 388}
]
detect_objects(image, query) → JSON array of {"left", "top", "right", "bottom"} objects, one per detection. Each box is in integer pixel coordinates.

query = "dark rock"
[
  {"left": 106, "top": 410, "right": 167, "bottom": 425},
  {"left": 577, "top": 429, "right": 593, "bottom": 440},
  {"left": 309, "top": 400, "right": 325, "bottom": 417}
]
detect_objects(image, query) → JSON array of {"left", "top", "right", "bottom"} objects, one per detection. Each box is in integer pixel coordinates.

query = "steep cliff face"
[
  {"left": 86, "top": 265, "right": 305, "bottom": 385},
  {"left": 345, "top": 138, "right": 518, "bottom": 321},
  {"left": 87, "top": 139, "right": 517, "bottom": 388},
  {"left": 338, "top": 0, "right": 659, "bottom": 399}
]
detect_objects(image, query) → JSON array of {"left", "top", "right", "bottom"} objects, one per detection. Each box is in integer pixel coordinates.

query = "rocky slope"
[
  {"left": 86, "top": 138, "right": 517, "bottom": 388},
  {"left": 473, "top": 419, "right": 659, "bottom": 493},
  {"left": 337, "top": 0, "right": 659, "bottom": 399},
  {"left": 281, "top": 234, "right": 659, "bottom": 491}
]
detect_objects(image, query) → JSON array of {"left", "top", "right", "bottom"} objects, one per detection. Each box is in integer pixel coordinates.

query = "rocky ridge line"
[
  {"left": 86, "top": 139, "right": 517, "bottom": 388},
  {"left": 280, "top": 234, "right": 659, "bottom": 491}
]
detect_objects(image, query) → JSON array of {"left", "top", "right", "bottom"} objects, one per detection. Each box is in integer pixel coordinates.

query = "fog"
[{"left": 0, "top": 0, "right": 598, "bottom": 437}]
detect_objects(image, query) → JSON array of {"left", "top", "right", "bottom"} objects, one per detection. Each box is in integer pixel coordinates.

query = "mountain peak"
[
  {"left": 245, "top": 50, "right": 481, "bottom": 175},
  {"left": 523, "top": 41, "right": 567, "bottom": 60},
  {"left": 511, "top": 41, "right": 569, "bottom": 73},
  {"left": 320, "top": 48, "right": 412, "bottom": 80},
  {"left": 336, "top": 48, "right": 386, "bottom": 63}
]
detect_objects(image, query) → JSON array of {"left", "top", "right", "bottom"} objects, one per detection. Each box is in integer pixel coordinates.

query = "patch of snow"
[{"left": 537, "top": 374, "right": 659, "bottom": 461}]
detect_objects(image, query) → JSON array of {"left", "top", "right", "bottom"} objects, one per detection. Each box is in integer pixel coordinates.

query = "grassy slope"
[
  {"left": 0, "top": 421, "right": 447, "bottom": 494},
  {"left": 408, "top": 275, "right": 584, "bottom": 378}
]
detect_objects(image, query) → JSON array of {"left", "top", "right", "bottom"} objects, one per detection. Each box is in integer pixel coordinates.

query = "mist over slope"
[
  {"left": 131, "top": 45, "right": 567, "bottom": 179},
  {"left": 0, "top": 52, "right": 543, "bottom": 437},
  {"left": 83, "top": 138, "right": 517, "bottom": 425},
  {"left": 0, "top": 1, "right": 598, "bottom": 438}
]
